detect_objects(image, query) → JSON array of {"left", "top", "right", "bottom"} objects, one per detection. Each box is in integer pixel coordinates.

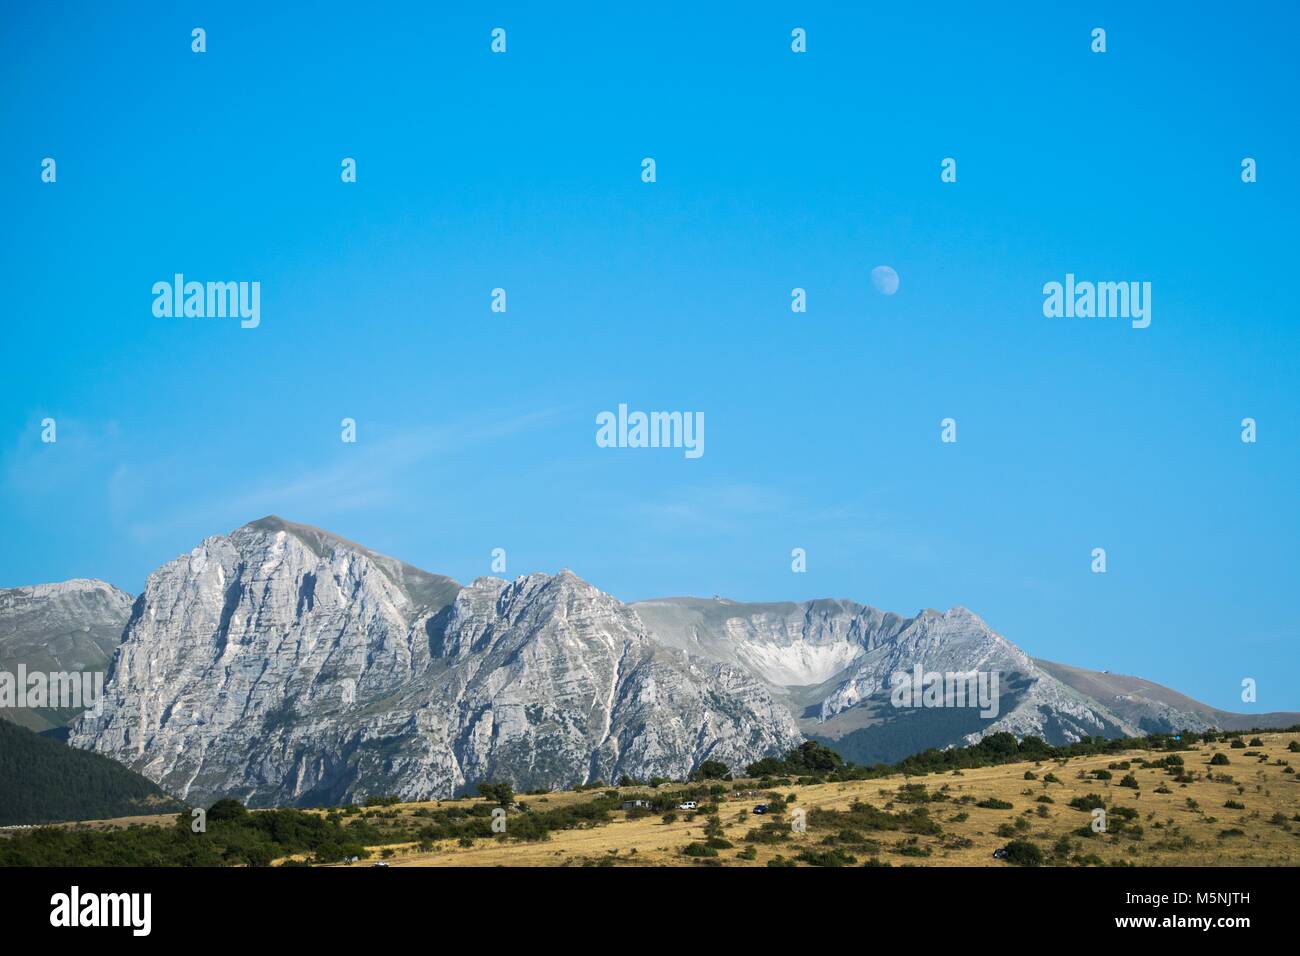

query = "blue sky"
[{"left": 2, "top": 2, "right": 1297, "bottom": 712}]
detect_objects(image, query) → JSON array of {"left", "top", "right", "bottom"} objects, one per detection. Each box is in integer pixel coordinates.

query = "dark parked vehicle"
[{"left": 752, "top": 804, "right": 768, "bottom": 814}]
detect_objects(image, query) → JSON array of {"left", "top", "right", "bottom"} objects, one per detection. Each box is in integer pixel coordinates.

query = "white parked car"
[{"left": 677, "top": 801, "right": 697, "bottom": 811}]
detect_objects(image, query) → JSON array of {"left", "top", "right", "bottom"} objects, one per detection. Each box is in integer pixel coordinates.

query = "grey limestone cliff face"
[
  {"left": 0, "top": 579, "right": 133, "bottom": 732},
  {"left": 0, "top": 579, "right": 133, "bottom": 671},
  {"left": 810, "top": 606, "right": 1138, "bottom": 743},
  {"left": 632, "top": 597, "right": 1153, "bottom": 752},
  {"left": 69, "top": 519, "right": 800, "bottom": 806},
  {"left": 632, "top": 597, "right": 910, "bottom": 688}
]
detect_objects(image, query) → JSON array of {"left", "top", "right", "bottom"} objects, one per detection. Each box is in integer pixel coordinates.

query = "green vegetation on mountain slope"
[{"left": 0, "top": 720, "right": 180, "bottom": 826}]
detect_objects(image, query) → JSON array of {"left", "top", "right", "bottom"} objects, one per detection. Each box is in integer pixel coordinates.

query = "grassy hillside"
[
  {"left": 0, "top": 720, "right": 181, "bottom": 826},
  {"left": 5, "top": 728, "right": 1298, "bottom": 866},
  {"left": 368, "top": 731, "right": 1300, "bottom": 867}
]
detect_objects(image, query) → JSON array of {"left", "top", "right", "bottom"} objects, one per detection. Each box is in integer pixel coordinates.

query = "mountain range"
[
  {"left": 2, "top": 516, "right": 1293, "bottom": 809},
  {"left": 0, "top": 578, "right": 132, "bottom": 733}
]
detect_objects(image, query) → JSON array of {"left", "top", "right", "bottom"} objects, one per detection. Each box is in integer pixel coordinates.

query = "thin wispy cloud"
[{"left": 39, "top": 407, "right": 570, "bottom": 546}]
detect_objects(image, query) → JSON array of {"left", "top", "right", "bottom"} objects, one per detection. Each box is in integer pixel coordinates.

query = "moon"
[{"left": 871, "top": 265, "right": 900, "bottom": 296}]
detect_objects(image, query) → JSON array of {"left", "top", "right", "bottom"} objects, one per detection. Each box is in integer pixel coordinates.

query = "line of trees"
[{"left": 745, "top": 726, "right": 1300, "bottom": 784}]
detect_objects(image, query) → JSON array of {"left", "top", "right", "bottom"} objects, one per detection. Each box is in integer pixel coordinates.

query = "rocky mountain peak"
[
  {"left": 0, "top": 578, "right": 133, "bottom": 637},
  {"left": 0, "top": 578, "right": 135, "bottom": 733},
  {"left": 67, "top": 520, "right": 801, "bottom": 805},
  {"left": 230, "top": 516, "right": 460, "bottom": 616},
  {"left": 4, "top": 578, "right": 130, "bottom": 600}
]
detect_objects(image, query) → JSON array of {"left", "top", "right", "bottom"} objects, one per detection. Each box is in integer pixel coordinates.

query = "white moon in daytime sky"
[{"left": 871, "top": 265, "right": 900, "bottom": 295}]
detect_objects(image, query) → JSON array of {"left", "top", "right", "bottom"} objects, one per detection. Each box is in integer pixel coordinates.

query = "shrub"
[
  {"left": 892, "top": 838, "right": 932, "bottom": 858},
  {"left": 745, "top": 822, "right": 791, "bottom": 844},
  {"left": 1002, "top": 839, "right": 1044, "bottom": 866},
  {"left": 1069, "top": 794, "right": 1106, "bottom": 812},
  {"left": 976, "top": 798, "right": 1013, "bottom": 810},
  {"left": 693, "top": 761, "right": 730, "bottom": 781},
  {"left": 207, "top": 798, "right": 250, "bottom": 823},
  {"left": 682, "top": 842, "right": 719, "bottom": 857},
  {"left": 1119, "top": 774, "right": 1139, "bottom": 789},
  {"left": 1210, "top": 754, "right": 1231, "bottom": 766},
  {"left": 895, "top": 784, "right": 934, "bottom": 804},
  {"left": 477, "top": 782, "right": 515, "bottom": 806},
  {"left": 797, "top": 848, "right": 858, "bottom": 867}
]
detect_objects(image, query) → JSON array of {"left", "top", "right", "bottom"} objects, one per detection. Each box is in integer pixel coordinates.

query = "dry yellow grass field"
[
  {"left": 41, "top": 732, "right": 1300, "bottom": 867},
  {"left": 331, "top": 731, "right": 1300, "bottom": 868}
]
